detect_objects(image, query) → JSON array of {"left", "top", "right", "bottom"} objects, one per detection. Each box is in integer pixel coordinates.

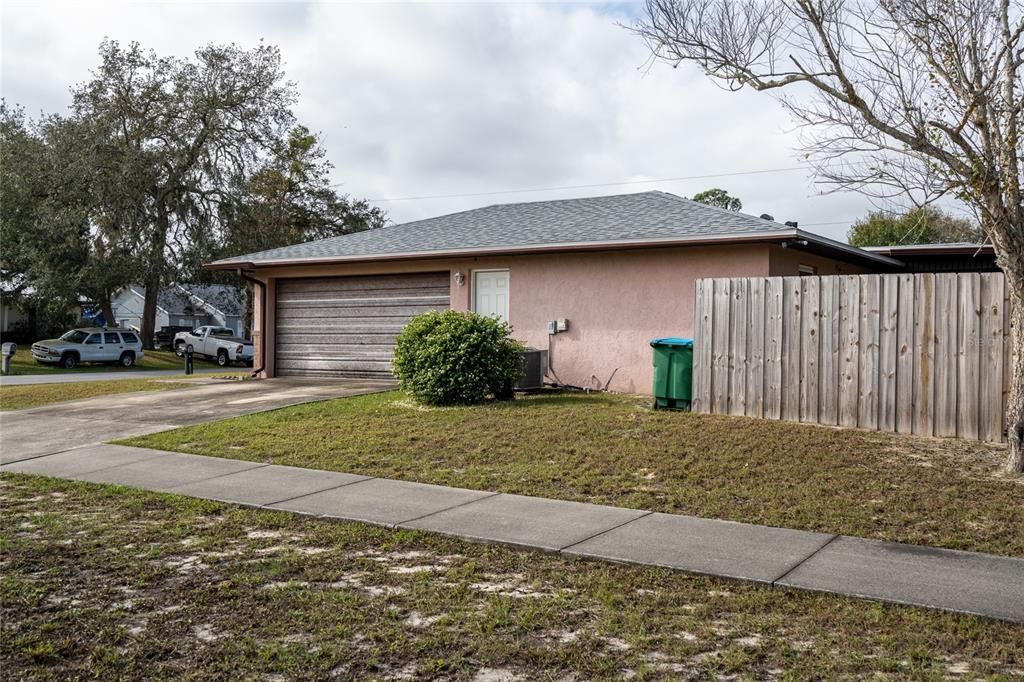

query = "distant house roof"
[
  {"left": 863, "top": 243, "right": 995, "bottom": 256},
  {"left": 129, "top": 284, "right": 245, "bottom": 317},
  {"left": 177, "top": 284, "right": 246, "bottom": 317},
  {"left": 863, "top": 242, "right": 999, "bottom": 273},
  {"left": 208, "top": 191, "right": 899, "bottom": 269}
]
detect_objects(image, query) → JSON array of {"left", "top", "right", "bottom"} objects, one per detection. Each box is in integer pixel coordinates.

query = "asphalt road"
[{"left": 0, "top": 367, "right": 231, "bottom": 386}]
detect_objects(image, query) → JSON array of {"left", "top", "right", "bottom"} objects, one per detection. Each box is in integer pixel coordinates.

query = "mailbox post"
[
  {"left": 1, "top": 342, "right": 16, "bottom": 375},
  {"left": 184, "top": 345, "right": 194, "bottom": 375}
]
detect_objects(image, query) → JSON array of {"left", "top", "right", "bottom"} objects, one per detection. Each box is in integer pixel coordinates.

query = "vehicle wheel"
[
  {"left": 60, "top": 353, "right": 78, "bottom": 370},
  {"left": 174, "top": 342, "right": 185, "bottom": 357},
  {"left": 217, "top": 350, "right": 229, "bottom": 367},
  {"left": 119, "top": 351, "right": 136, "bottom": 368}
]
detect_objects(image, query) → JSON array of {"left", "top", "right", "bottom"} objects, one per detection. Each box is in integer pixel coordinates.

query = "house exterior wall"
[
  {"left": 767, "top": 245, "right": 869, "bottom": 276},
  {"left": 253, "top": 244, "right": 779, "bottom": 394},
  {"left": 111, "top": 290, "right": 170, "bottom": 332},
  {"left": 1, "top": 302, "right": 27, "bottom": 333}
]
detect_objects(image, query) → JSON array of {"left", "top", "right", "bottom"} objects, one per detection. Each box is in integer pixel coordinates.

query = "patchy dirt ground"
[{"left": 2, "top": 474, "right": 1022, "bottom": 680}]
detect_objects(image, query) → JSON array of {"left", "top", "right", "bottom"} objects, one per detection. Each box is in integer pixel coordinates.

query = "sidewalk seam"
[
  {"left": 1, "top": 444, "right": 107, "bottom": 467},
  {"left": 770, "top": 534, "right": 840, "bottom": 586},
  {"left": 558, "top": 511, "right": 654, "bottom": 553},
  {"left": 395, "top": 491, "right": 503, "bottom": 527},
  {"left": 163, "top": 462, "right": 270, "bottom": 491},
  {"left": 1, "top": 444, "right": 174, "bottom": 472},
  {"left": 262, "top": 477, "right": 377, "bottom": 507}
]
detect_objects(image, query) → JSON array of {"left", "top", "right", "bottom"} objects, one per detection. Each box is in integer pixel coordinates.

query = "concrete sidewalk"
[{"left": 3, "top": 443, "right": 1022, "bottom": 624}]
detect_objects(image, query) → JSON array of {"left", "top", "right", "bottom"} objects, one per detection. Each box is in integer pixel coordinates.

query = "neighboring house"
[
  {"left": 1, "top": 281, "right": 90, "bottom": 341},
  {"left": 112, "top": 284, "right": 246, "bottom": 336},
  {"left": 209, "top": 191, "right": 903, "bottom": 393},
  {"left": 865, "top": 243, "right": 1000, "bottom": 273},
  {"left": 0, "top": 297, "right": 27, "bottom": 335}
]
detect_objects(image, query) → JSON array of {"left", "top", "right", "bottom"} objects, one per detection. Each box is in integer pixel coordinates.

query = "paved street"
[
  {"left": 0, "top": 367, "right": 227, "bottom": 386},
  {"left": 1, "top": 378, "right": 1022, "bottom": 624}
]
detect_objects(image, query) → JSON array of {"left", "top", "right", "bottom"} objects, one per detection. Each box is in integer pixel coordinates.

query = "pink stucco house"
[{"left": 208, "top": 191, "right": 897, "bottom": 394}]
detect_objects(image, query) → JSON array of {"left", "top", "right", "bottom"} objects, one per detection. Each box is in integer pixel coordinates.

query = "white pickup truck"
[{"left": 174, "top": 326, "right": 253, "bottom": 367}]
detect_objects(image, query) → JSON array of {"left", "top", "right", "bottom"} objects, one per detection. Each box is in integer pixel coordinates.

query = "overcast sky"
[{"left": 2, "top": 0, "right": 896, "bottom": 242}]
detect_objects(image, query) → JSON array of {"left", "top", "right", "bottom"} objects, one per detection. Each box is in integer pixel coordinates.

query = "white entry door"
[{"left": 473, "top": 270, "right": 509, "bottom": 323}]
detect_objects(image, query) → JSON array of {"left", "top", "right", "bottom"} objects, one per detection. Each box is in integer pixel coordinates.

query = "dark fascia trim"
[
  {"left": 792, "top": 229, "right": 905, "bottom": 267},
  {"left": 203, "top": 229, "right": 903, "bottom": 271},
  {"left": 864, "top": 243, "right": 995, "bottom": 257}
]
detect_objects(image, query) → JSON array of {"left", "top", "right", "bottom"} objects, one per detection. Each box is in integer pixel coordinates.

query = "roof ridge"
[{"left": 656, "top": 191, "right": 787, "bottom": 228}]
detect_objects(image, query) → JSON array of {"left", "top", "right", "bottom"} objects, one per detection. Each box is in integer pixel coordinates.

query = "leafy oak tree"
[
  {"left": 848, "top": 207, "right": 983, "bottom": 247},
  {"left": 637, "top": 0, "right": 1024, "bottom": 472},
  {"left": 201, "top": 125, "right": 387, "bottom": 332},
  {"left": 210, "top": 125, "right": 386, "bottom": 270},
  {"left": 0, "top": 105, "right": 142, "bottom": 326},
  {"left": 690, "top": 188, "right": 742, "bottom": 211},
  {"left": 69, "top": 39, "right": 299, "bottom": 348}
]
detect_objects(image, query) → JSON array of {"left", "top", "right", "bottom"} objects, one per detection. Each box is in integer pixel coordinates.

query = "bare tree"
[{"left": 637, "top": 0, "right": 1024, "bottom": 472}]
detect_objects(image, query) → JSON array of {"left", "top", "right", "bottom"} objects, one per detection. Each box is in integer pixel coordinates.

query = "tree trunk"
[
  {"left": 243, "top": 282, "right": 254, "bottom": 339},
  {"left": 140, "top": 208, "right": 171, "bottom": 351},
  {"left": 140, "top": 277, "right": 160, "bottom": 351},
  {"left": 101, "top": 290, "right": 115, "bottom": 330},
  {"left": 1006, "top": 281, "right": 1024, "bottom": 473}
]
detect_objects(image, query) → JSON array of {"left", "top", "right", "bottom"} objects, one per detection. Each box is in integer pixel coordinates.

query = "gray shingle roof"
[
  {"left": 148, "top": 284, "right": 245, "bottom": 316},
  {"left": 212, "top": 191, "right": 793, "bottom": 265}
]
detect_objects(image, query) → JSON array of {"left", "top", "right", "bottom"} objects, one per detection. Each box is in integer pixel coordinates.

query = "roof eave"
[
  {"left": 204, "top": 229, "right": 901, "bottom": 271},
  {"left": 864, "top": 244, "right": 995, "bottom": 257},
  {"left": 793, "top": 230, "right": 905, "bottom": 267}
]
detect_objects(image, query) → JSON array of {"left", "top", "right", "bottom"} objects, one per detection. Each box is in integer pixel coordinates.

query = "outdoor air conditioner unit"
[{"left": 515, "top": 348, "right": 548, "bottom": 391}]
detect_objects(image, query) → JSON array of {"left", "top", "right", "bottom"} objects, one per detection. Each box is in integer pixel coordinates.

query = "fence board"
[
  {"left": 957, "top": 273, "right": 981, "bottom": 439},
  {"left": 934, "top": 274, "right": 959, "bottom": 437},
  {"left": 839, "top": 276, "right": 861, "bottom": 428},
  {"left": 764, "top": 278, "right": 783, "bottom": 419},
  {"left": 711, "top": 278, "right": 732, "bottom": 415},
  {"left": 819, "top": 276, "right": 840, "bottom": 425},
  {"left": 913, "top": 274, "right": 936, "bottom": 436},
  {"left": 800, "top": 276, "right": 820, "bottom": 423},
  {"left": 979, "top": 273, "right": 1005, "bottom": 442},
  {"left": 782, "top": 277, "right": 802, "bottom": 421},
  {"left": 895, "top": 274, "right": 914, "bottom": 433},
  {"left": 1002, "top": 276, "right": 1012, "bottom": 438},
  {"left": 746, "top": 278, "right": 765, "bottom": 418},
  {"left": 878, "top": 275, "right": 899, "bottom": 432},
  {"left": 858, "top": 275, "right": 880, "bottom": 429},
  {"left": 728, "top": 278, "right": 748, "bottom": 416},
  {"left": 692, "top": 271, "right": 1007, "bottom": 443},
  {"left": 691, "top": 278, "right": 713, "bottom": 413}
]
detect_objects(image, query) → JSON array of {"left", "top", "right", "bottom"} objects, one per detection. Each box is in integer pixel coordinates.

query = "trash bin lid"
[{"left": 650, "top": 337, "right": 693, "bottom": 348}]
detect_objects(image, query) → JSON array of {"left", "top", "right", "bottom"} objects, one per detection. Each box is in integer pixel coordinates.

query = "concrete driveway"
[{"left": 0, "top": 377, "right": 395, "bottom": 464}]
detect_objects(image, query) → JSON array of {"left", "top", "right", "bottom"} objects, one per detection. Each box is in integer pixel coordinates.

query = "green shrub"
[{"left": 392, "top": 310, "right": 525, "bottom": 405}]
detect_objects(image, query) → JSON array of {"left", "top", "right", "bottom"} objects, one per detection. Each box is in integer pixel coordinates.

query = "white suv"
[{"left": 32, "top": 328, "right": 146, "bottom": 369}]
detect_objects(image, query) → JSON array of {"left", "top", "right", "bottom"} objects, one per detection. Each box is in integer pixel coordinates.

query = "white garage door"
[{"left": 275, "top": 272, "right": 450, "bottom": 378}]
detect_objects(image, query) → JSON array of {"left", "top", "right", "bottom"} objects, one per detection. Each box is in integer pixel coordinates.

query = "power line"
[{"left": 350, "top": 166, "right": 806, "bottom": 202}]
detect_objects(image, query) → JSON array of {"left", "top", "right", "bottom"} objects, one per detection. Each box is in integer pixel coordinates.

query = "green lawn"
[
  {"left": 3, "top": 474, "right": 1021, "bottom": 680},
  {"left": 1, "top": 349, "right": 219, "bottom": 376},
  {"left": 124, "top": 391, "right": 1024, "bottom": 557}
]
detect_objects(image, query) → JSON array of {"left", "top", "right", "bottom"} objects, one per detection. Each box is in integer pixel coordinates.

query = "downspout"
[{"left": 236, "top": 269, "right": 266, "bottom": 378}]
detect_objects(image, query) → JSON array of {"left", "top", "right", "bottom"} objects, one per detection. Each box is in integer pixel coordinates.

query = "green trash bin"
[{"left": 650, "top": 337, "right": 693, "bottom": 410}]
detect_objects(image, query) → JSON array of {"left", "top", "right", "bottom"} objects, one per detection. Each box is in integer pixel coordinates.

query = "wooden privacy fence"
[{"left": 692, "top": 273, "right": 1012, "bottom": 442}]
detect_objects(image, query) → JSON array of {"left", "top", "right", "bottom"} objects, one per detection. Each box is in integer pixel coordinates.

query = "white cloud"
[{"left": 1, "top": 0, "right": 883, "bottom": 240}]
